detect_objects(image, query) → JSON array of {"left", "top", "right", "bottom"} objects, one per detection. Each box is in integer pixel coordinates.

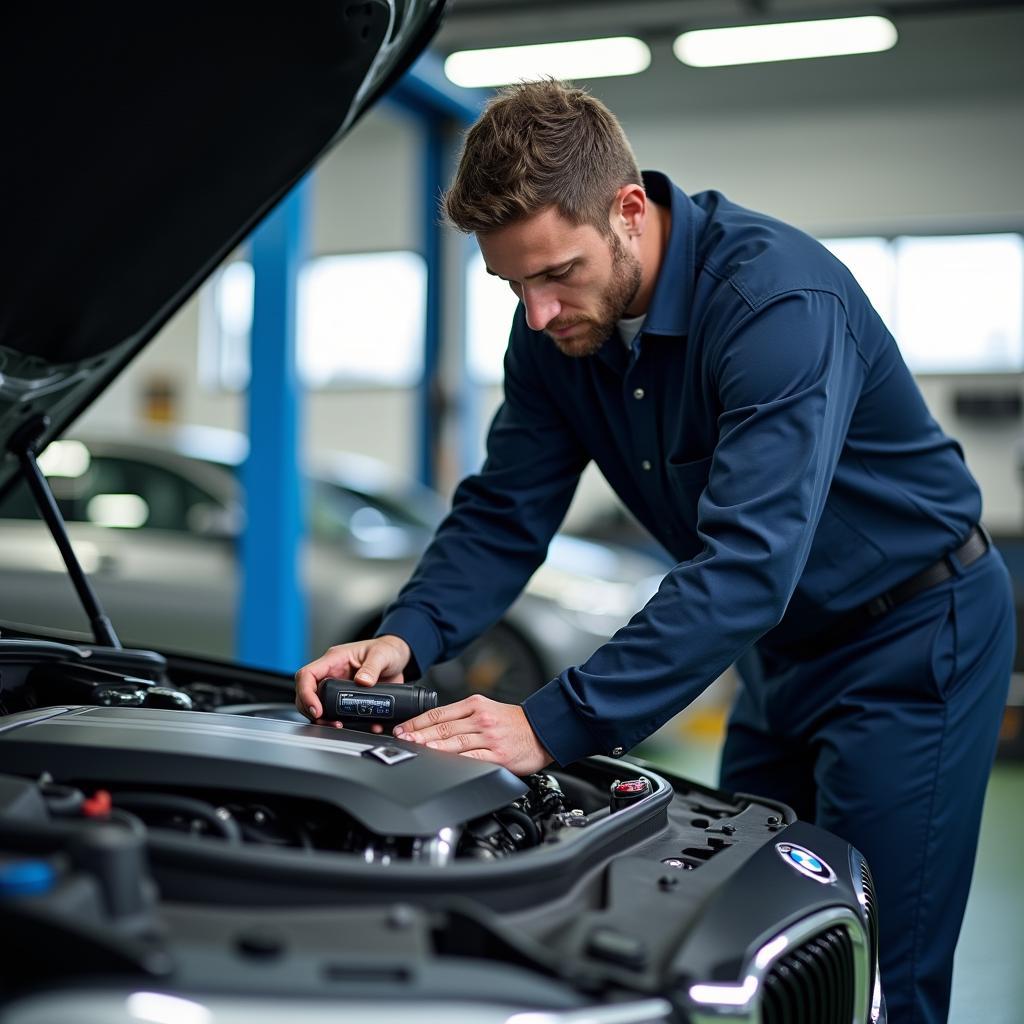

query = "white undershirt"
[{"left": 618, "top": 313, "right": 646, "bottom": 350}]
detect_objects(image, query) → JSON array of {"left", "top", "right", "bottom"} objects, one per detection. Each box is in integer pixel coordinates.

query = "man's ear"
[{"left": 612, "top": 183, "right": 647, "bottom": 236}]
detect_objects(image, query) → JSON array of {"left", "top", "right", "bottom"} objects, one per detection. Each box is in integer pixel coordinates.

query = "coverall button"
[
  {"left": 611, "top": 746, "right": 625, "bottom": 757},
  {"left": 633, "top": 387, "right": 645, "bottom": 400},
  {"left": 641, "top": 460, "right": 652, "bottom": 471}
]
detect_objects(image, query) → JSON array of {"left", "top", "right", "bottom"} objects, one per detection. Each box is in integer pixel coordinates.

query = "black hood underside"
[{"left": 0, "top": 1, "right": 445, "bottom": 494}]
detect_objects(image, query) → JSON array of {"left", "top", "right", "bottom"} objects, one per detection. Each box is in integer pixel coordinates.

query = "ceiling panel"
[{"left": 433, "top": 1, "right": 1024, "bottom": 117}]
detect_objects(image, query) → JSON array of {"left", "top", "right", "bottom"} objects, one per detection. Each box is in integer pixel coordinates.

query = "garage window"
[
  {"left": 821, "top": 232, "right": 1024, "bottom": 374},
  {"left": 467, "top": 233, "right": 1024, "bottom": 381},
  {"left": 201, "top": 251, "right": 427, "bottom": 389},
  {"left": 466, "top": 251, "right": 521, "bottom": 384}
]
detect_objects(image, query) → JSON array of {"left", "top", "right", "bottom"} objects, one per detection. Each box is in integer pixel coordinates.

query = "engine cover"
[{"left": 0, "top": 706, "right": 527, "bottom": 835}]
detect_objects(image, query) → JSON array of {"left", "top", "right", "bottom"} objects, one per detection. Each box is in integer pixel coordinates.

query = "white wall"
[{"left": 623, "top": 99, "right": 1024, "bottom": 236}]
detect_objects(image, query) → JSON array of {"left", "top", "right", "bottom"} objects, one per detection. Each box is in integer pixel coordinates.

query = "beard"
[{"left": 547, "top": 233, "right": 643, "bottom": 358}]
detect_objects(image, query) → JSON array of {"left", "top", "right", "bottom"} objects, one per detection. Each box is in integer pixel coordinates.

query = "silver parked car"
[{"left": 0, "top": 425, "right": 665, "bottom": 703}]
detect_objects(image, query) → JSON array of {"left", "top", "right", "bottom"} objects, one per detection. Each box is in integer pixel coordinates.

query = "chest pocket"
[{"left": 664, "top": 454, "right": 713, "bottom": 535}]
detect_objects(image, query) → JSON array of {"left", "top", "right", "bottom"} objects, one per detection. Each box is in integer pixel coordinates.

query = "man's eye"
[{"left": 549, "top": 266, "right": 573, "bottom": 281}]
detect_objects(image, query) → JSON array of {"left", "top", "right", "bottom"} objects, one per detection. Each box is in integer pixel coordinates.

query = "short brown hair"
[{"left": 443, "top": 79, "right": 642, "bottom": 236}]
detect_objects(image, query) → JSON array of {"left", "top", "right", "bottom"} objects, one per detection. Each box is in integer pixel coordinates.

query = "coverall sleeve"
[
  {"left": 377, "top": 316, "right": 591, "bottom": 677},
  {"left": 522, "top": 289, "right": 869, "bottom": 765}
]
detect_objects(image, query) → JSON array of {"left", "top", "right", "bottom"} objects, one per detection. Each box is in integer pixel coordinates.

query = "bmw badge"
[{"left": 775, "top": 842, "right": 837, "bottom": 884}]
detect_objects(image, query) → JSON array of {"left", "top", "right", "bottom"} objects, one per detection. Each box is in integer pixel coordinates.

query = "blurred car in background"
[{"left": 0, "top": 426, "right": 665, "bottom": 703}]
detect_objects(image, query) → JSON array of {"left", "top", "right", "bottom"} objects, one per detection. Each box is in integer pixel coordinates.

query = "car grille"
[
  {"left": 859, "top": 858, "right": 881, "bottom": 1019},
  {"left": 761, "top": 924, "right": 856, "bottom": 1024},
  {"left": 860, "top": 860, "right": 879, "bottom": 964}
]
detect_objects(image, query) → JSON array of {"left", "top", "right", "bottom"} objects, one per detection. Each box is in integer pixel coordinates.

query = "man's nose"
[{"left": 523, "top": 289, "right": 561, "bottom": 332}]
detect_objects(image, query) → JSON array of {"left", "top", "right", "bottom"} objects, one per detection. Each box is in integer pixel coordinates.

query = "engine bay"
[
  {"left": 0, "top": 633, "right": 876, "bottom": 1022},
  {"left": 2, "top": 705, "right": 641, "bottom": 865},
  {"left": 0, "top": 636, "right": 674, "bottom": 870}
]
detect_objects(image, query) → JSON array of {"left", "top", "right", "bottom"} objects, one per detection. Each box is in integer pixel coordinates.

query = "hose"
[{"left": 110, "top": 792, "right": 242, "bottom": 843}]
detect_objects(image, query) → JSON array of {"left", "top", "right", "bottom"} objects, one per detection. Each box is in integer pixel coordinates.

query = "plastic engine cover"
[{"left": 0, "top": 706, "right": 528, "bottom": 836}]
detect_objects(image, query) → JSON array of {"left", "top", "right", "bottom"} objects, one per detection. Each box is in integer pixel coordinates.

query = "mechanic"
[{"left": 295, "top": 80, "right": 1014, "bottom": 1023}]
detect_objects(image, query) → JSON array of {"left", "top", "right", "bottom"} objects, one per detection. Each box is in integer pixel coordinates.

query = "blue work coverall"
[{"left": 379, "top": 171, "right": 1014, "bottom": 1023}]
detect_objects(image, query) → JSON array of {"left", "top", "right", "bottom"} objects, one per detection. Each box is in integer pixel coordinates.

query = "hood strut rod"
[{"left": 7, "top": 415, "right": 121, "bottom": 648}]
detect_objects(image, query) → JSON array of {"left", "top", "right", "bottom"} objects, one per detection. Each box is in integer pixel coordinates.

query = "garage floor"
[{"left": 636, "top": 725, "right": 1024, "bottom": 1023}]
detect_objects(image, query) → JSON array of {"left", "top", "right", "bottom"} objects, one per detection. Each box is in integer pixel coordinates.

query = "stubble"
[{"left": 547, "top": 233, "right": 643, "bottom": 358}]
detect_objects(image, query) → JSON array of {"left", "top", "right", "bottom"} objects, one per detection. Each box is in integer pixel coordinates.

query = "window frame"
[
  {"left": 818, "top": 225, "right": 1024, "bottom": 379},
  {"left": 199, "top": 248, "right": 429, "bottom": 393}
]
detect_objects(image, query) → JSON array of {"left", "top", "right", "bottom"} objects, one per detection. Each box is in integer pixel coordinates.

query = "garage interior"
[{"left": 3, "top": 1, "right": 1021, "bottom": 1021}]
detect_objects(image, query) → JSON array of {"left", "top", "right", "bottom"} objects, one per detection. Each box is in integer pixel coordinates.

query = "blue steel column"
[
  {"left": 239, "top": 178, "right": 310, "bottom": 671},
  {"left": 388, "top": 54, "right": 485, "bottom": 488},
  {"left": 418, "top": 117, "right": 444, "bottom": 487},
  {"left": 459, "top": 232, "right": 483, "bottom": 477}
]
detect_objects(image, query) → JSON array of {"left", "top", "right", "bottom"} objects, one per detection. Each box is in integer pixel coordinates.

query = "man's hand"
[
  {"left": 294, "top": 635, "right": 411, "bottom": 724},
  {"left": 393, "top": 694, "right": 552, "bottom": 776}
]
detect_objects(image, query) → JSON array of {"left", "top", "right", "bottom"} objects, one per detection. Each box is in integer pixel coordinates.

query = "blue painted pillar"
[
  {"left": 239, "top": 178, "right": 310, "bottom": 671},
  {"left": 459, "top": 232, "right": 483, "bottom": 479},
  {"left": 386, "top": 54, "right": 485, "bottom": 489},
  {"left": 418, "top": 117, "right": 445, "bottom": 488}
]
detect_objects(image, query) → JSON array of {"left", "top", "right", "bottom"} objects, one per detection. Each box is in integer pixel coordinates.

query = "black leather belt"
[{"left": 795, "top": 525, "right": 990, "bottom": 659}]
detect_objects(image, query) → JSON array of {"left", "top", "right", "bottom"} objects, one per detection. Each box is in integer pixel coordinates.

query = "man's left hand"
[{"left": 393, "top": 694, "right": 552, "bottom": 776}]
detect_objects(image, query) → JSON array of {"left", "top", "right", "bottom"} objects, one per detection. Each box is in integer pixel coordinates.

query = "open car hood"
[{"left": 0, "top": 1, "right": 446, "bottom": 498}]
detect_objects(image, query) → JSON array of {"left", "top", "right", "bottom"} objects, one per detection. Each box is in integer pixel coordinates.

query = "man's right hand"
[{"left": 294, "top": 635, "right": 412, "bottom": 724}]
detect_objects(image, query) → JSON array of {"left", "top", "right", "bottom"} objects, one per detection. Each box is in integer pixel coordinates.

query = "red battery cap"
[
  {"left": 82, "top": 790, "right": 112, "bottom": 818},
  {"left": 614, "top": 780, "right": 650, "bottom": 794},
  {"left": 610, "top": 777, "right": 653, "bottom": 812}
]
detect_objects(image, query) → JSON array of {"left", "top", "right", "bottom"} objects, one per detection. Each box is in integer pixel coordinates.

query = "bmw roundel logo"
[{"left": 775, "top": 842, "right": 837, "bottom": 884}]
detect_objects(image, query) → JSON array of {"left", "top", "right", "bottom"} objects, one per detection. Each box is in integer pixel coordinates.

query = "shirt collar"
[{"left": 637, "top": 170, "right": 703, "bottom": 338}]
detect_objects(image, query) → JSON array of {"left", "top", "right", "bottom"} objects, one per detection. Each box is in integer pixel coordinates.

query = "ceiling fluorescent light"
[
  {"left": 674, "top": 16, "right": 897, "bottom": 68},
  {"left": 444, "top": 37, "right": 651, "bottom": 88}
]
